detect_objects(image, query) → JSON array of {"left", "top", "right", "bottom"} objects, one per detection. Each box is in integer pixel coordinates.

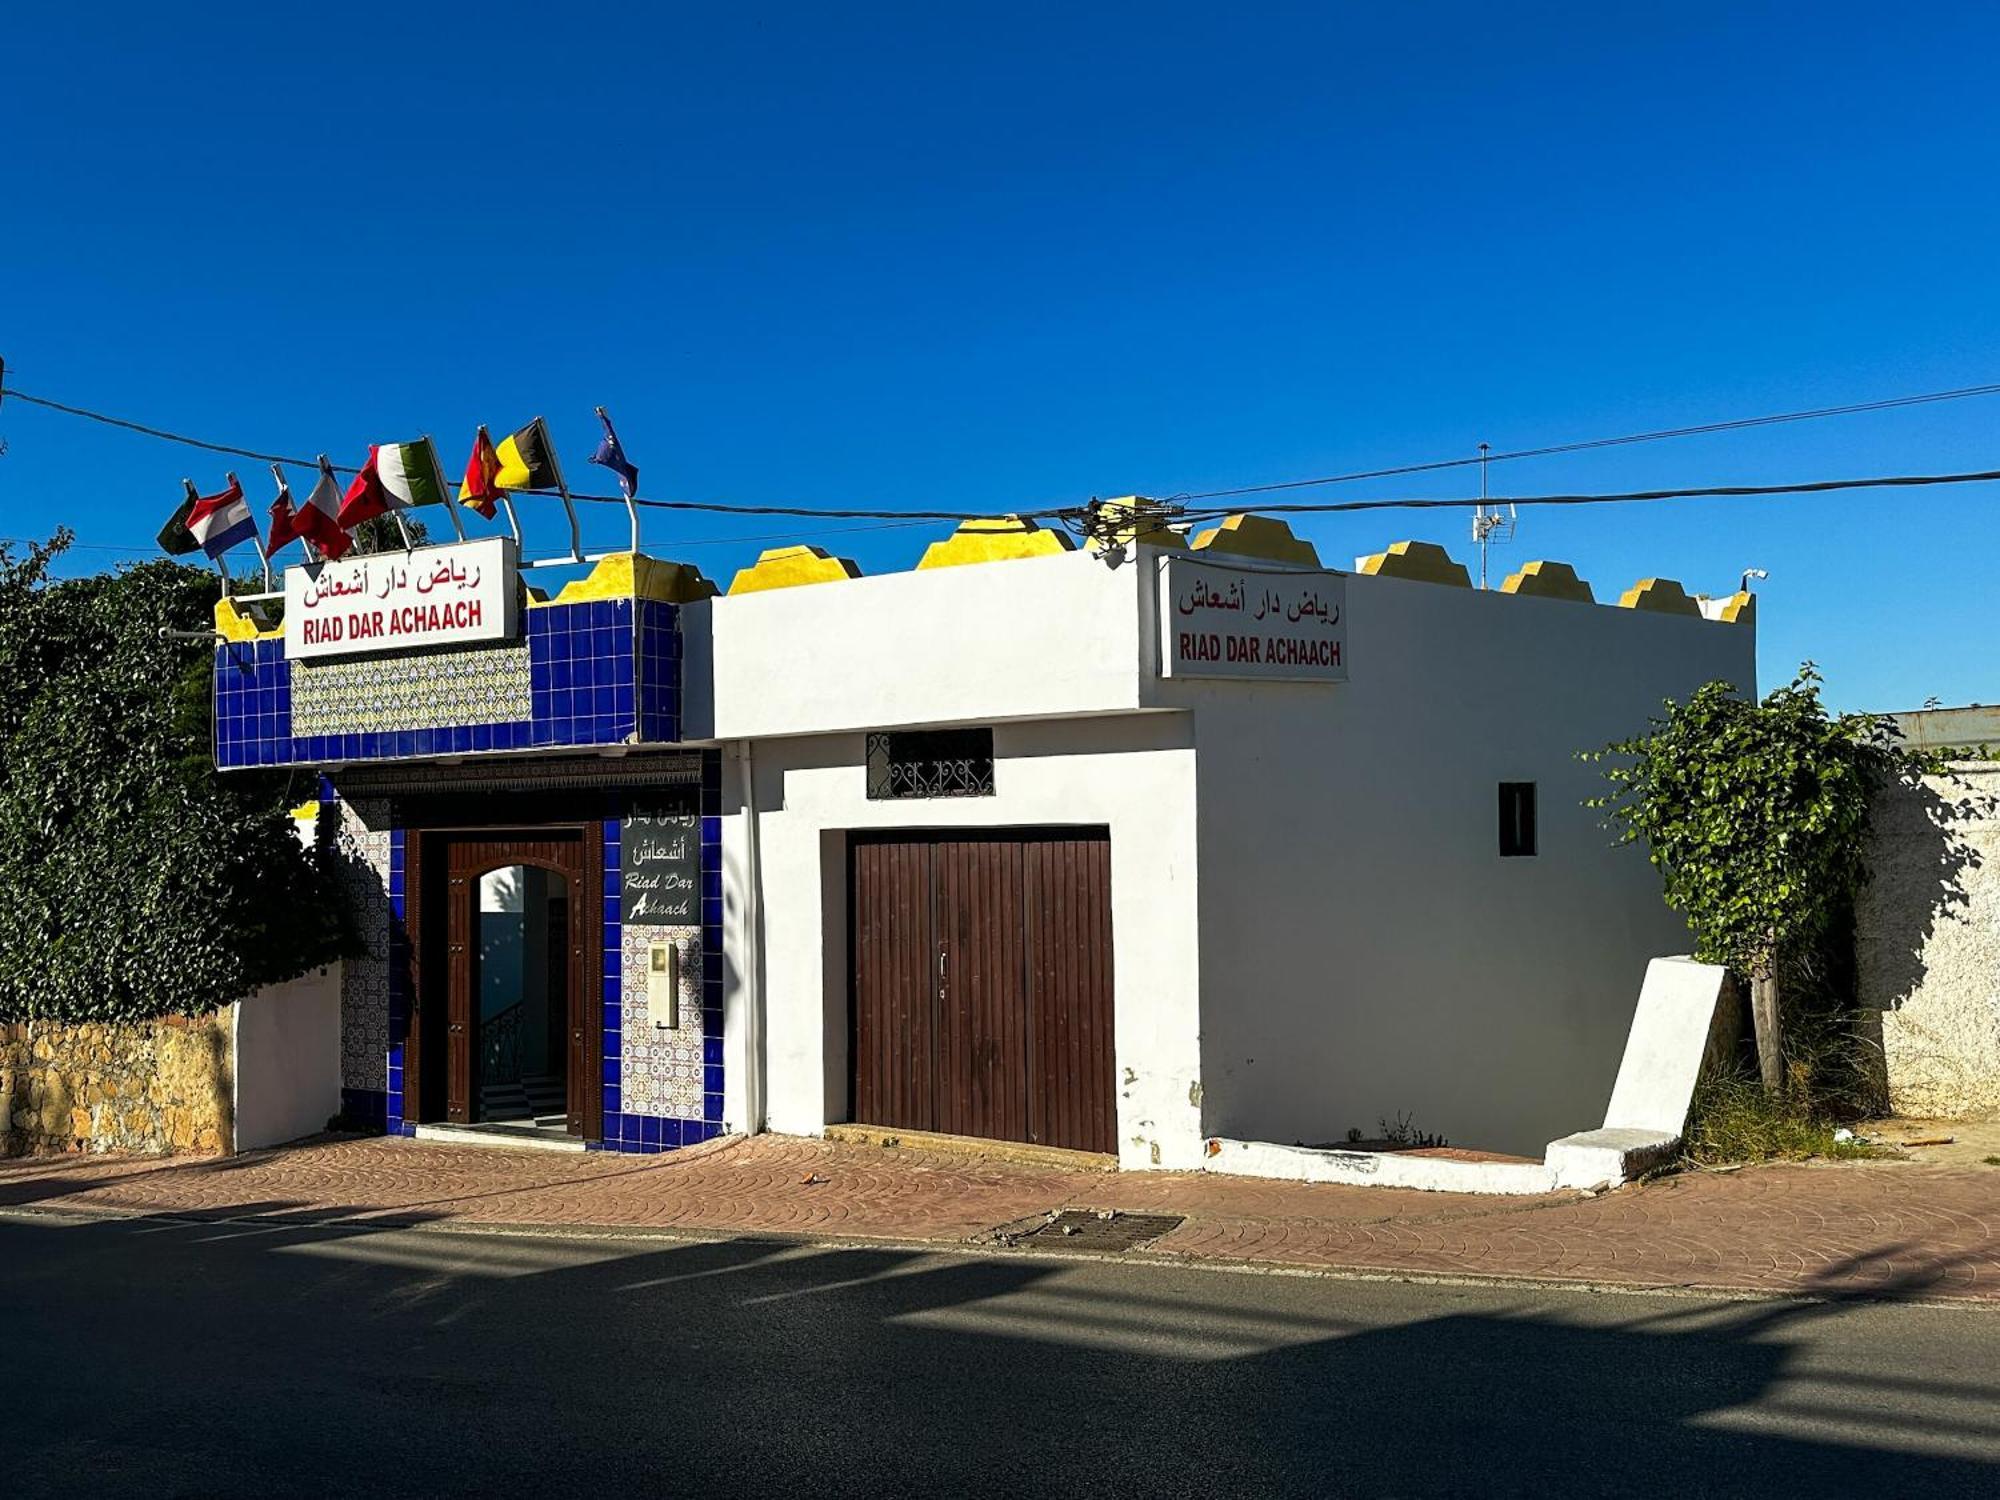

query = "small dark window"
[
  {"left": 1499, "top": 781, "right": 1537, "bottom": 857},
  {"left": 866, "top": 728, "right": 996, "bottom": 800}
]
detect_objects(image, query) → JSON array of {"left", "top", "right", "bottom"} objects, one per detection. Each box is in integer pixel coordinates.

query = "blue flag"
[{"left": 589, "top": 407, "right": 639, "bottom": 499}]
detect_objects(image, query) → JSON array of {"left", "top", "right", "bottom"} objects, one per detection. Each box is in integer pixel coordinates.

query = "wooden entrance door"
[
  {"left": 407, "top": 829, "right": 600, "bottom": 1137},
  {"left": 850, "top": 829, "right": 1114, "bottom": 1154}
]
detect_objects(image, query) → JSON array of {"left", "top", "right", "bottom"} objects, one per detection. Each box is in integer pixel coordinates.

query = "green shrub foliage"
[
  {"left": 0, "top": 534, "right": 344, "bottom": 1021},
  {"left": 1585, "top": 666, "right": 1922, "bottom": 984}
]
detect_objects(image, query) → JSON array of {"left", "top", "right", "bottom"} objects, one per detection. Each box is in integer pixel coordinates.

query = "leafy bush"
[
  {"left": 1587, "top": 666, "right": 1936, "bottom": 1155},
  {"left": 1585, "top": 666, "right": 1920, "bottom": 982},
  {"left": 0, "top": 533, "right": 344, "bottom": 1021}
]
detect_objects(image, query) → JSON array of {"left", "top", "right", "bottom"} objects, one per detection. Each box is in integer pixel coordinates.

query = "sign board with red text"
[
  {"left": 283, "top": 537, "right": 519, "bottom": 660},
  {"left": 1159, "top": 555, "right": 1347, "bottom": 682}
]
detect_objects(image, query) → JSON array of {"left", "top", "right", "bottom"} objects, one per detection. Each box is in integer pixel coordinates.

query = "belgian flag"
[{"left": 492, "top": 417, "right": 564, "bottom": 494}]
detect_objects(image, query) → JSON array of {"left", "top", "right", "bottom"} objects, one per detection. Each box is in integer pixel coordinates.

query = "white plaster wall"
[
  {"left": 682, "top": 548, "right": 1146, "bottom": 740},
  {"left": 232, "top": 963, "right": 343, "bottom": 1151},
  {"left": 715, "top": 715, "right": 1204, "bottom": 1169},
  {"left": 1858, "top": 765, "right": 2000, "bottom": 1117},
  {"left": 1169, "top": 570, "right": 1757, "bottom": 1158}
]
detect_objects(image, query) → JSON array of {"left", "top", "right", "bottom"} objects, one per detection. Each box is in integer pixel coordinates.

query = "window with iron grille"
[
  {"left": 866, "top": 728, "right": 996, "bottom": 800},
  {"left": 1499, "top": 781, "right": 1538, "bottom": 857}
]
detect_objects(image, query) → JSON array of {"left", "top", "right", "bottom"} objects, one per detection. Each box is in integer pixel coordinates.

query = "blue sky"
[{"left": 3, "top": 2, "right": 1997, "bottom": 710}]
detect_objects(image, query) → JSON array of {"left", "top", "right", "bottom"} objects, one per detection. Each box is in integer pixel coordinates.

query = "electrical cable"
[
  {"left": 11, "top": 375, "right": 2000, "bottom": 524},
  {"left": 0, "top": 386, "right": 1019, "bottom": 520},
  {"left": 1167, "top": 466, "right": 2000, "bottom": 524},
  {"left": 1173, "top": 381, "right": 2000, "bottom": 500}
]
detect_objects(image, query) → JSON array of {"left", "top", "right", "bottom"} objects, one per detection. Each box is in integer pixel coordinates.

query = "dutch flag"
[{"left": 187, "top": 477, "right": 257, "bottom": 559}]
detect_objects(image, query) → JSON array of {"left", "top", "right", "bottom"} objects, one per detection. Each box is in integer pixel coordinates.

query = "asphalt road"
[{"left": 3, "top": 1207, "right": 1996, "bottom": 1498}]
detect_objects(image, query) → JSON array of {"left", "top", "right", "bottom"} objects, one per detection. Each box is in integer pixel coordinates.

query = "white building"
[
  {"left": 216, "top": 513, "right": 1755, "bottom": 1171},
  {"left": 687, "top": 524, "right": 1754, "bottom": 1167}
]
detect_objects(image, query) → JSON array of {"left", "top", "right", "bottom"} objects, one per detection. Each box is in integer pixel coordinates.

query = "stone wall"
[
  {"left": 0, "top": 1012, "right": 234, "bottom": 1157},
  {"left": 1857, "top": 765, "right": 2000, "bottom": 1118}
]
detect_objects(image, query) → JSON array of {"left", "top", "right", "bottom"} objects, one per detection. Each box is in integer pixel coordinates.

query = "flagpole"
[
  {"left": 274, "top": 462, "right": 321, "bottom": 564},
  {"left": 228, "top": 472, "right": 273, "bottom": 592},
  {"left": 425, "top": 435, "right": 466, "bottom": 544},
  {"left": 544, "top": 424, "right": 583, "bottom": 563},
  {"left": 497, "top": 494, "right": 524, "bottom": 547},
  {"left": 597, "top": 406, "right": 641, "bottom": 553},
  {"left": 185, "top": 478, "right": 233, "bottom": 590}
]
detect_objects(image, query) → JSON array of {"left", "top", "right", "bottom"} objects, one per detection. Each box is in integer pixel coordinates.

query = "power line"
[
  {"left": 4, "top": 515, "right": 951, "bottom": 565},
  {"left": 1173, "top": 381, "right": 2000, "bottom": 500},
  {"left": 12, "top": 374, "right": 2000, "bottom": 523},
  {"left": 1173, "top": 466, "right": 2000, "bottom": 524},
  {"left": 0, "top": 385, "right": 1016, "bottom": 521}
]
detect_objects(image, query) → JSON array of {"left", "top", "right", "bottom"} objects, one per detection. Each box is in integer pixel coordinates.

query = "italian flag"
[{"left": 336, "top": 438, "right": 449, "bottom": 528}]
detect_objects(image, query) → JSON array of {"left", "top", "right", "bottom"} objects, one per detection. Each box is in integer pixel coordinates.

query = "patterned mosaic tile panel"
[
  {"left": 618, "top": 925, "right": 705, "bottom": 1117},
  {"left": 333, "top": 797, "right": 392, "bottom": 1093},
  {"left": 594, "top": 759, "right": 725, "bottom": 1154},
  {"left": 292, "top": 638, "right": 530, "bottom": 735}
]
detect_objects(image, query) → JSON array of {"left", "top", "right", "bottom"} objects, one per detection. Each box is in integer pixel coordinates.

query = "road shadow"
[{"left": 0, "top": 1210, "right": 1993, "bottom": 1497}]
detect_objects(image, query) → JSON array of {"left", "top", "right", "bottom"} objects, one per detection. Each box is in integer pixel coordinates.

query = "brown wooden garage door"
[{"left": 850, "top": 829, "right": 1114, "bottom": 1155}]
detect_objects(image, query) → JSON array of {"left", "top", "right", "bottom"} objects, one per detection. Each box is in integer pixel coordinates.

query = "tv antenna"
[{"left": 1470, "top": 442, "right": 1517, "bottom": 588}]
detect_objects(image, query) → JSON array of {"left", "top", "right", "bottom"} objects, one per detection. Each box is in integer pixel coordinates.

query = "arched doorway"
[{"left": 406, "top": 828, "right": 599, "bottom": 1140}]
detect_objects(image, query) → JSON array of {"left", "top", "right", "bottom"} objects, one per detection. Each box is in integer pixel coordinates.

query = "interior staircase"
[{"left": 479, "top": 1072, "right": 566, "bottom": 1124}]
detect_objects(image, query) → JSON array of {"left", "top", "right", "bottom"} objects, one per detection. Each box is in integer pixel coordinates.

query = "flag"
[
  {"left": 297, "top": 468, "right": 353, "bottom": 560},
  {"left": 186, "top": 478, "right": 256, "bottom": 559},
  {"left": 458, "top": 426, "right": 503, "bottom": 519},
  {"left": 336, "top": 439, "right": 449, "bottom": 529},
  {"left": 589, "top": 408, "right": 639, "bottom": 499},
  {"left": 157, "top": 493, "right": 201, "bottom": 557},
  {"left": 492, "top": 417, "right": 563, "bottom": 493},
  {"left": 267, "top": 479, "right": 304, "bottom": 555}
]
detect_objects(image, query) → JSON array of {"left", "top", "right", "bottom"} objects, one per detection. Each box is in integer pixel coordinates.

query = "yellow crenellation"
[
  {"left": 916, "top": 516, "right": 1074, "bottom": 570},
  {"left": 214, "top": 598, "right": 283, "bottom": 641},
  {"left": 1499, "top": 560, "right": 1595, "bottom": 603},
  {"left": 1710, "top": 590, "right": 1756, "bottom": 626},
  {"left": 1355, "top": 541, "right": 1472, "bottom": 587},
  {"left": 1190, "top": 514, "right": 1321, "bottom": 567},
  {"left": 1617, "top": 577, "right": 1702, "bottom": 615},
  {"left": 537, "top": 552, "right": 720, "bottom": 606},
  {"left": 728, "top": 544, "right": 865, "bottom": 595}
]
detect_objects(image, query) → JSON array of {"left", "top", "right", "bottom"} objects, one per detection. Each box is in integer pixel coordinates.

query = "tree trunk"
[{"left": 1750, "top": 964, "right": 1784, "bottom": 1095}]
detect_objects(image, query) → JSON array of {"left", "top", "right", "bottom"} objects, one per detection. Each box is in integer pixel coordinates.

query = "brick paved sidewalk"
[{"left": 2, "top": 1133, "right": 1995, "bottom": 1301}]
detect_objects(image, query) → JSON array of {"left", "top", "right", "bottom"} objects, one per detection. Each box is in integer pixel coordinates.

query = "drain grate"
[{"left": 993, "top": 1209, "right": 1185, "bottom": 1253}]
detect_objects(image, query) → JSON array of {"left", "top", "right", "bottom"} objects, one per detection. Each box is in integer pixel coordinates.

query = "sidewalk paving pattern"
[{"left": 2, "top": 1133, "right": 1995, "bottom": 1301}]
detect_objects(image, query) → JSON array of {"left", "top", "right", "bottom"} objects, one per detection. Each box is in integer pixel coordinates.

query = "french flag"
[{"left": 187, "top": 477, "right": 256, "bottom": 559}]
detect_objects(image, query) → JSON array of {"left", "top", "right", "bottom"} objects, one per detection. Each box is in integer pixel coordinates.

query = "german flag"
[{"left": 492, "top": 417, "right": 564, "bottom": 494}]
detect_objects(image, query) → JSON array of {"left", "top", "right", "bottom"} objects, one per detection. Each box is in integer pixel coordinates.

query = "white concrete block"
[
  {"left": 1545, "top": 1127, "right": 1679, "bottom": 1189},
  {"left": 1204, "top": 1138, "right": 1560, "bottom": 1195},
  {"left": 1602, "top": 956, "right": 1729, "bottom": 1135}
]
